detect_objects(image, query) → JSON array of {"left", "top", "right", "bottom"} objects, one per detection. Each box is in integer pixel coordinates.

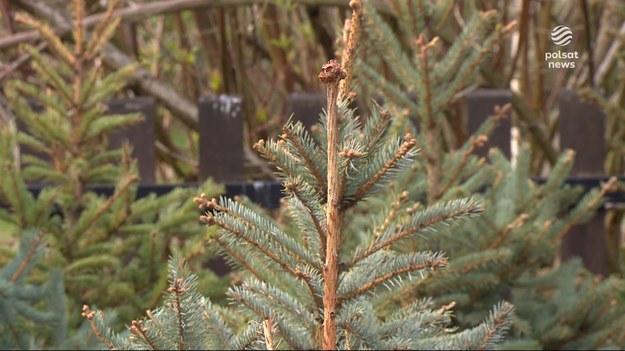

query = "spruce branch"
[
  {"left": 362, "top": 105, "right": 391, "bottom": 151},
  {"left": 130, "top": 320, "right": 158, "bottom": 350},
  {"left": 337, "top": 255, "right": 448, "bottom": 304},
  {"left": 72, "top": 0, "right": 84, "bottom": 55},
  {"left": 294, "top": 265, "right": 324, "bottom": 321},
  {"left": 318, "top": 59, "right": 346, "bottom": 351},
  {"left": 263, "top": 318, "right": 275, "bottom": 351},
  {"left": 345, "top": 133, "right": 417, "bottom": 209},
  {"left": 199, "top": 200, "right": 322, "bottom": 307},
  {"left": 553, "top": 176, "right": 617, "bottom": 242},
  {"left": 344, "top": 329, "right": 352, "bottom": 350},
  {"left": 337, "top": 146, "right": 363, "bottom": 213},
  {"left": 199, "top": 301, "right": 233, "bottom": 350},
  {"left": 339, "top": 0, "right": 363, "bottom": 101},
  {"left": 434, "top": 133, "right": 490, "bottom": 199},
  {"left": 14, "top": 13, "right": 75, "bottom": 67},
  {"left": 203, "top": 214, "right": 299, "bottom": 277},
  {"left": 373, "top": 191, "right": 410, "bottom": 239},
  {"left": 281, "top": 125, "right": 326, "bottom": 192},
  {"left": 70, "top": 173, "right": 139, "bottom": 240},
  {"left": 197, "top": 195, "right": 321, "bottom": 270},
  {"left": 9, "top": 230, "right": 44, "bottom": 283},
  {"left": 284, "top": 181, "right": 327, "bottom": 258},
  {"left": 242, "top": 279, "right": 318, "bottom": 329},
  {"left": 31, "top": 189, "right": 57, "bottom": 225},
  {"left": 416, "top": 34, "right": 441, "bottom": 202},
  {"left": 489, "top": 213, "right": 529, "bottom": 249},
  {"left": 213, "top": 237, "right": 263, "bottom": 281},
  {"left": 477, "top": 302, "right": 515, "bottom": 350},
  {"left": 6, "top": 160, "right": 27, "bottom": 227},
  {"left": 254, "top": 139, "right": 310, "bottom": 183},
  {"left": 351, "top": 198, "right": 483, "bottom": 265},
  {"left": 84, "top": 0, "right": 122, "bottom": 60},
  {"left": 511, "top": 149, "right": 575, "bottom": 214},
  {"left": 82, "top": 305, "right": 117, "bottom": 350},
  {"left": 168, "top": 278, "right": 186, "bottom": 350}
]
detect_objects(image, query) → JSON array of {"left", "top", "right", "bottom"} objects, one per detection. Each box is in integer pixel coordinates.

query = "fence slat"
[
  {"left": 199, "top": 95, "right": 244, "bottom": 182},
  {"left": 466, "top": 90, "right": 512, "bottom": 158},
  {"left": 558, "top": 89, "right": 607, "bottom": 275},
  {"left": 108, "top": 97, "right": 156, "bottom": 183}
]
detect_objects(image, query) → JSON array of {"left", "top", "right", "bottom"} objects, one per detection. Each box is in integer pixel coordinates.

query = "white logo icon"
[{"left": 551, "top": 25, "right": 573, "bottom": 46}]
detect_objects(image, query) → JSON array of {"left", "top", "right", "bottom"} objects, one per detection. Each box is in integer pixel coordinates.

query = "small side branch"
[
  {"left": 75, "top": 174, "right": 138, "bottom": 235},
  {"left": 434, "top": 134, "right": 488, "bottom": 199},
  {"left": 416, "top": 35, "right": 441, "bottom": 202},
  {"left": 213, "top": 237, "right": 263, "bottom": 281},
  {"left": 203, "top": 215, "right": 300, "bottom": 278},
  {"left": 345, "top": 134, "right": 417, "bottom": 209},
  {"left": 353, "top": 201, "right": 482, "bottom": 265},
  {"left": 553, "top": 176, "right": 618, "bottom": 242},
  {"left": 339, "top": 0, "right": 363, "bottom": 100},
  {"left": 81, "top": 305, "right": 116, "bottom": 350},
  {"left": 285, "top": 182, "right": 327, "bottom": 259},
  {"left": 168, "top": 278, "right": 186, "bottom": 350},
  {"left": 373, "top": 191, "right": 410, "bottom": 239},
  {"left": 477, "top": 302, "right": 515, "bottom": 350},
  {"left": 489, "top": 213, "right": 529, "bottom": 249},
  {"left": 10, "top": 230, "right": 44, "bottom": 282},
  {"left": 195, "top": 194, "right": 321, "bottom": 270},
  {"left": 130, "top": 320, "right": 158, "bottom": 350},
  {"left": 282, "top": 126, "right": 326, "bottom": 193},
  {"left": 263, "top": 318, "right": 275, "bottom": 351},
  {"left": 337, "top": 257, "right": 447, "bottom": 304}
]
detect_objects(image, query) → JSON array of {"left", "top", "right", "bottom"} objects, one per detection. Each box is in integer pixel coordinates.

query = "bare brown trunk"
[{"left": 318, "top": 59, "right": 345, "bottom": 351}]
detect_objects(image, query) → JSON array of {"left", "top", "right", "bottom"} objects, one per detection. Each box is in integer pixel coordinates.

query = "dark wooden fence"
[{"left": 13, "top": 89, "right": 623, "bottom": 276}]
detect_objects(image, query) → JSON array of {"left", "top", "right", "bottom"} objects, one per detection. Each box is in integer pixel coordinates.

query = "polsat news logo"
[{"left": 545, "top": 25, "right": 579, "bottom": 69}]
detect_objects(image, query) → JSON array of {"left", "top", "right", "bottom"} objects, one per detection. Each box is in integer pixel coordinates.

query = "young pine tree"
[
  {"left": 0, "top": 0, "right": 221, "bottom": 341},
  {"left": 354, "top": 1, "right": 625, "bottom": 349},
  {"left": 84, "top": 52, "right": 515, "bottom": 349}
]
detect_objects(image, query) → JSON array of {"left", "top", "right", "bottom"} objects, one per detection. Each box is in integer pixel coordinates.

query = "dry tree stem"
[
  {"left": 338, "top": 0, "right": 362, "bottom": 100},
  {"left": 415, "top": 35, "right": 440, "bottom": 203},
  {"left": 263, "top": 318, "right": 275, "bottom": 350},
  {"left": 318, "top": 59, "right": 345, "bottom": 351}
]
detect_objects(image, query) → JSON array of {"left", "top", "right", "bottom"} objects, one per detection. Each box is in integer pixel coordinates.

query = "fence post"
[
  {"left": 558, "top": 89, "right": 607, "bottom": 275},
  {"left": 287, "top": 93, "right": 326, "bottom": 130},
  {"left": 108, "top": 97, "right": 156, "bottom": 183},
  {"left": 466, "top": 89, "right": 512, "bottom": 158},
  {"left": 198, "top": 95, "right": 244, "bottom": 182}
]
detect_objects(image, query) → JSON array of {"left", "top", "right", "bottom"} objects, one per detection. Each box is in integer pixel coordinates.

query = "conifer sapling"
[
  {"left": 82, "top": 3, "right": 515, "bottom": 349},
  {"left": 82, "top": 57, "right": 515, "bottom": 349}
]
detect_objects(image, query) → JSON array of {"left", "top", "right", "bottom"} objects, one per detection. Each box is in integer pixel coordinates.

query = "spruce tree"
[
  {"left": 0, "top": 0, "right": 221, "bottom": 343},
  {"left": 354, "top": 1, "right": 625, "bottom": 349},
  {"left": 83, "top": 3, "right": 515, "bottom": 345},
  {"left": 0, "top": 230, "right": 65, "bottom": 349}
]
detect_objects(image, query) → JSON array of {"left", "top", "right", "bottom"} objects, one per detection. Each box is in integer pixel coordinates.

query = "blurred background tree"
[
  {"left": 1, "top": 0, "right": 625, "bottom": 349},
  {"left": 0, "top": 0, "right": 622, "bottom": 184},
  {"left": 0, "top": 1, "right": 224, "bottom": 347}
]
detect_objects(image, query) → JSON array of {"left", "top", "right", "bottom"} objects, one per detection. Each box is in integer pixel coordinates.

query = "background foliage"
[{"left": 0, "top": 0, "right": 625, "bottom": 350}]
